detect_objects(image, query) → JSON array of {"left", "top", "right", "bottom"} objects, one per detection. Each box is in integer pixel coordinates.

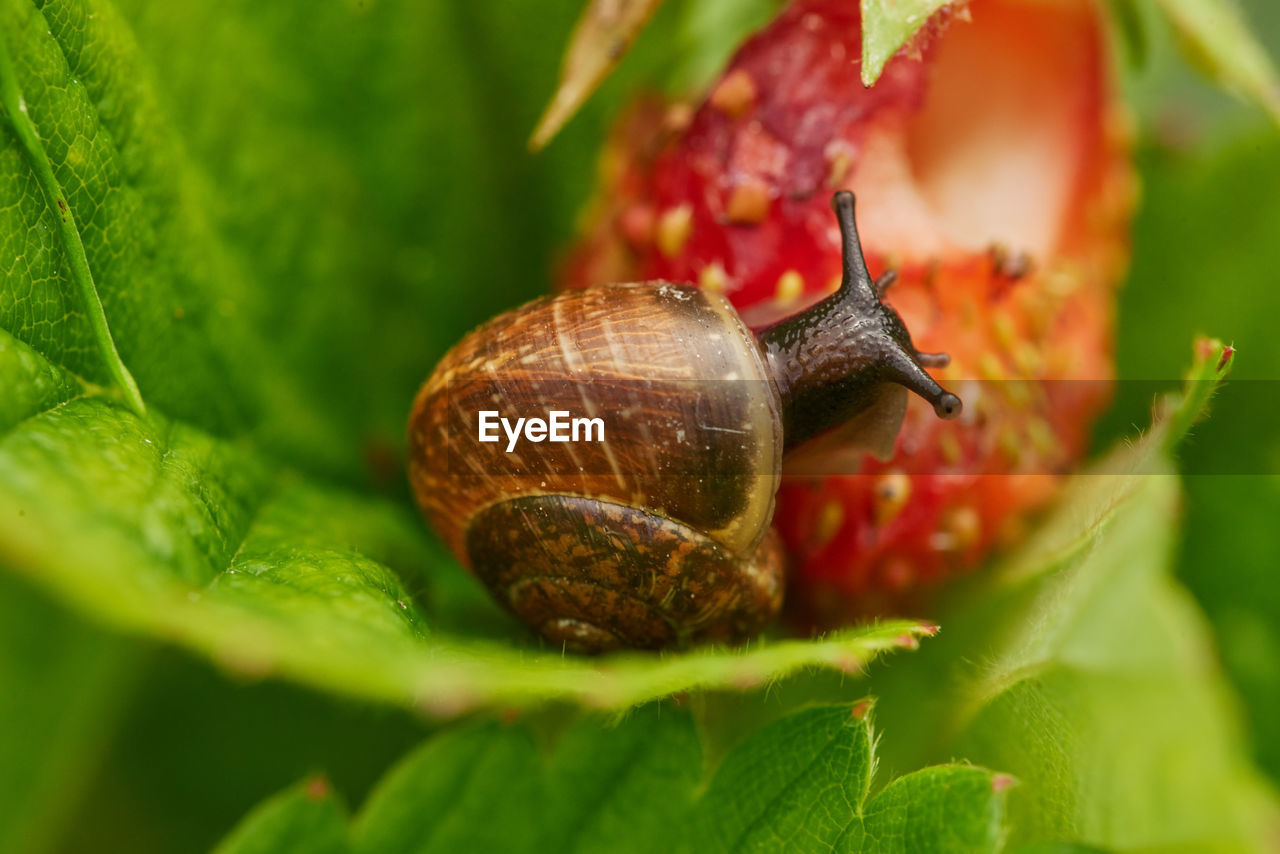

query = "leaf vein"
[
  {"left": 0, "top": 9, "right": 144, "bottom": 416},
  {"left": 727, "top": 723, "right": 855, "bottom": 851}
]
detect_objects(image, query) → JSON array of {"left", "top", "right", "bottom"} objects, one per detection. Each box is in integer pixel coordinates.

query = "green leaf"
[
  {"left": 530, "top": 0, "right": 665, "bottom": 150},
  {"left": 0, "top": 0, "right": 611, "bottom": 482},
  {"left": 1108, "top": 0, "right": 1149, "bottom": 69},
  {"left": 692, "top": 704, "right": 878, "bottom": 851},
  {"left": 859, "top": 347, "right": 1280, "bottom": 850},
  {"left": 0, "top": 574, "right": 140, "bottom": 854},
  {"left": 859, "top": 765, "right": 1011, "bottom": 854},
  {"left": 51, "top": 643, "right": 439, "bottom": 854},
  {"left": 694, "top": 703, "right": 1009, "bottom": 853},
  {"left": 1102, "top": 133, "right": 1280, "bottom": 784},
  {"left": 0, "top": 331, "right": 930, "bottom": 711},
  {"left": 352, "top": 723, "right": 542, "bottom": 854},
  {"left": 0, "top": 21, "right": 142, "bottom": 416},
  {"left": 1161, "top": 334, "right": 1233, "bottom": 451},
  {"left": 1154, "top": 0, "right": 1280, "bottom": 124},
  {"left": 351, "top": 706, "right": 703, "bottom": 854},
  {"left": 0, "top": 0, "right": 381, "bottom": 476},
  {"left": 1005, "top": 845, "right": 1110, "bottom": 854},
  {"left": 859, "top": 0, "right": 951, "bottom": 87},
  {"left": 220, "top": 704, "right": 1012, "bottom": 854},
  {"left": 213, "top": 779, "right": 350, "bottom": 854},
  {"left": 539, "top": 705, "right": 701, "bottom": 853},
  {"left": 0, "top": 329, "right": 931, "bottom": 712}
]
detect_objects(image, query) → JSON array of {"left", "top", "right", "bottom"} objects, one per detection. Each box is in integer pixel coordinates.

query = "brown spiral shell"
[{"left": 408, "top": 282, "right": 786, "bottom": 651}]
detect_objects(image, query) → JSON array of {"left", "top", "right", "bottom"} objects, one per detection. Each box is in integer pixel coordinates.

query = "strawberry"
[{"left": 561, "top": 0, "right": 1133, "bottom": 625}]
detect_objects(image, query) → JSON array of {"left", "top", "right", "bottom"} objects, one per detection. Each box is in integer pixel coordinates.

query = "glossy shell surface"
[{"left": 408, "top": 282, "right": 785, "bottom": 649}]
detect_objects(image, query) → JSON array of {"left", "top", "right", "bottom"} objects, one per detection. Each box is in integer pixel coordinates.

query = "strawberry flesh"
[{"left": 562, "top": 0, "right": 1133, "bottom": 625}]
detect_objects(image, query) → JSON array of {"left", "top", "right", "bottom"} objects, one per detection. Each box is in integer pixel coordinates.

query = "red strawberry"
[{"left": 561, "top": 0, "right": 1133, "bottom": 625}]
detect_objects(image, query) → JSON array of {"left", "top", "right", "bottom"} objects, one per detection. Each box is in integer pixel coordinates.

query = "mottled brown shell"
[{"left": 408, "top": 282, "right": 785, "bottom": 651}]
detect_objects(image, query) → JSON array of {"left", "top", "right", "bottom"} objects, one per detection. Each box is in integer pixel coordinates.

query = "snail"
[{"left": 408, "top": 191, "right": 960, "bottom": 653}]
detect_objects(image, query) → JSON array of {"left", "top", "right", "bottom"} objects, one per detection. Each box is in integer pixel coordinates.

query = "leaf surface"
[
  {"left": 1155, "top": 0, "right": 1280, "bottom": 123},
  {"left": 530, "top": 0, "right": 665, "bottom": 150},
  {"left": 219, "top": 704, "right": 1012, "bottom": 854},
  {"left": 1113, "top": 135, "right": 1280, "bottom": 784},
  {"left": 0, "top": 574, "right": 139, "bottom": 854},
  {"left": 212, "top": 779, "right": 350, "bottom": 854},
  {"left": 859, "top": 0, "right": 952, "bottom": 86},
  {"left": 0, "top": 15, "right": 142, "bottom": 414},
  {"left": 859, "top": 341, "right": 1280, "bottom": 851},
  {"left": 0, "top": 326, "right": 933, "bottom": 711}
]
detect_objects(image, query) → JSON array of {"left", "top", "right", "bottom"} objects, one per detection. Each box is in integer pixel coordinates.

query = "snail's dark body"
[{"left": 408, "top": 193, "right": 959, "bottom": 652}]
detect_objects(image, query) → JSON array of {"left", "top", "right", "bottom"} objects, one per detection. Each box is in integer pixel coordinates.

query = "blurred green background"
[{"left": 1, "top": 0, "right": 1278, "bottom": 850}]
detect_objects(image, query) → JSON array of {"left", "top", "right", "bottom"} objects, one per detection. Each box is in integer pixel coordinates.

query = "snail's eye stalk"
[
  {"left": 874, "top": 269, "right": 898, "bottom": 297},
  {"left": 830, "top": 190, "right": 879, "bottom": 309},
  {"left": 880, "top": 342, "right": 963, "bottom": 420},
  {"left": 829, "top": 190, "right": 963, "bottom": 421},
  {"left": 758, "top": 191, "right": 963, "bottom": 446}
]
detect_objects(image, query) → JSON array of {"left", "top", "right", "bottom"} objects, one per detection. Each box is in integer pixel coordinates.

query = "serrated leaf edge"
[{"left": 220, "top": 703, "right": 1014, "bottom": 853}]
